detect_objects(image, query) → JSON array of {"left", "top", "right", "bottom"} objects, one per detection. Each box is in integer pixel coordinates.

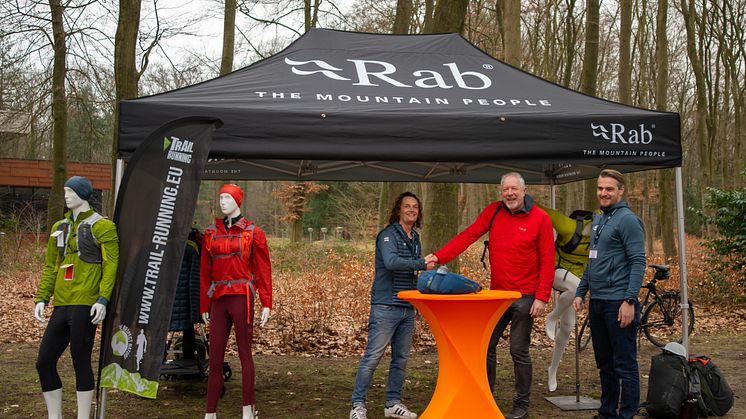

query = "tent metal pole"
[
  {"left": 550, "top": 182, "right": 556, "bottom": 209},
  {"left": 114, "top": 158, "right": 125, "bottom": 207},
  {"left": 674, "top": 167, "right": 690, "bottom": 355},
  {"left": 97, "top": 158, "right": 123, "bottom": 419}
]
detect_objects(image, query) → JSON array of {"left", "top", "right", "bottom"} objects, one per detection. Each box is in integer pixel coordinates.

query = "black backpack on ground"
[
  {"left": 688, "top": 355, "right": 733, "bottom": 417},
  {"left": 645, "top": 351, "right": 690, "bottom": 418}
]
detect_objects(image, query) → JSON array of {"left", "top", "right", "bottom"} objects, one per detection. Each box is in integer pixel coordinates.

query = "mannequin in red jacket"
[{"left": 201, "top": 184, "right": 272, "bottom": 419}]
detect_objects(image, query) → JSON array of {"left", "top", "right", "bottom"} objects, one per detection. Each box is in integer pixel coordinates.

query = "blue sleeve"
[
  {"left": 378, "top": 232, "right": 427, "bottom": 271},
  {"left": 576, "top": 266, "right": 589, "bottom": 299},
  {"left": 620, "top": 214, "right": 646, "bottom": 300}
]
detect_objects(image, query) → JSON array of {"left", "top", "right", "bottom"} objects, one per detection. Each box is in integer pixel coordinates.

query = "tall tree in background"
[
  {"left": 680, "top": 0, "right": 711, "bottom": 196},
  {"left": 377, "top": 0, "right": 413, "bottom": 230},
  {"left": 220, "top": 0, "right": 236, "bottom": 76},
  {"left": 580, "top": 0, "right": 599, "bottom": 211},
  {"left": 46, "top": 0, "right": 68, "bottom": 228},
  {"left": 111, "top": 0, "right": 142, "bottom": 213},
  {"left": 273, "top": 182, "right": 328, "bottom": 243},
  {"left": 655, "top": 0, "right": 676, "bottom": 259},
  {"left": 502, "top": 0, "right": 521, "bottom": 66},
  {"left": 421, "top": 0, "right": 469, "bottom": 270},
  {"left": 393, "top": 0, "right": 413, "bottom": 34},
  {"left": 304, "top": 0, "right": 321, "bottom": 31}
]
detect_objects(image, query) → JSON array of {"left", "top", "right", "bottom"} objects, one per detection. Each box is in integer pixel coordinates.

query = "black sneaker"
[{"left": 504, "top": 406, "right": 528, "bottom": 419}]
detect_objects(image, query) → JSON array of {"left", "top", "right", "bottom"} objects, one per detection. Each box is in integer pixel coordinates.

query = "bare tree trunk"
[
  {"left": 502, "top": 0, "right": 521, "bottom": 66},
  {"left": 654, "top": 0, "right": 676, "bottom": 260},
  {"left": 393, "top": 0, "right": 413, "bottom": 34},
  {"left": 618, "top": 0, "right": 632, "bottom": 105},
  {"left": 46, "top": 0, "right": 67, "bottom": 228},
  {"left": 220, "top": 0, "right": 236, "bottom": 76},
  {"left": 581, "top": 0, "right": 600, "bottom": 210},
  {"left": 110, "top": 0, "right": 142, "bottom": 214},
  {"left": 561, "top": 0, "right": 578, "bottom": 87},
  {"left": 421, "top": 0, "right": 470, "bottom": 271},
  {"left": 680, "top": 0, "right": 711, "bottom": 191},
  {"left": 304, "top": 0, "right": 321, "bottom": 31},
  {"left": 378, "top": 182, "right": 407, "bottom": 231}
]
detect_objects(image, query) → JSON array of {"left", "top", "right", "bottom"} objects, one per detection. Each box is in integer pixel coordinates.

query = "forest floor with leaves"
[{"left": 0, "top": 235, "right": 744, "bottom": 417}]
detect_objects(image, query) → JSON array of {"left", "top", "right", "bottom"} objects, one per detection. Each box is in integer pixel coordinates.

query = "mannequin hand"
[
  {"left": 202, "top": 312, "right": 210, "bottom": 325},
  {"left": 34, "top": 302, "right": 46, "bottom": 322},
  {"left": 260, "top": 307, "right": 270, "bottom": 327},
  {"left": 90, "top": 303, "right": 106, "bottom": 324}
]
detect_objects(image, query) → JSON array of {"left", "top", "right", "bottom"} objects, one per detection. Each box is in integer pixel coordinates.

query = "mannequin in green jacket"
[
  {"left": 34, "top": 176, "right": 119, "bottom": 419},
  {"left": 537, "top": 203, "right": 593, "bottom": 392}
]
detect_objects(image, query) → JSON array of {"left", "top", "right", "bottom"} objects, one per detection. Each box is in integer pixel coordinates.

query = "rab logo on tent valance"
[
  {"left": 591, "top": 123, "right": 654, "bottom": 144},
  {"left": 285, "top": 57, "right": 492, "bottom": 90},
  {"left": 163, "top": 136, "right": 194, "bottom": 163}
]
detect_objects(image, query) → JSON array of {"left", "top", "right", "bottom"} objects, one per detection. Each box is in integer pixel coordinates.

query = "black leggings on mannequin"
[{"left": 36, "top": 306, "right": 98, "bottom": 391}]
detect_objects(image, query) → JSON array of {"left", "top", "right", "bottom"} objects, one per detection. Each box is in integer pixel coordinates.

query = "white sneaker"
[
  {"left": 384, "top": 403, "right": 418, "bottom": 418},
  {"left": 350, "top": 405, "right": 367, "bottom": 419}
]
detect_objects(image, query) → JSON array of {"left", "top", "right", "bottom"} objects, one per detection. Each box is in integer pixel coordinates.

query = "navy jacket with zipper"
[{"left": 371, "top": 222, "right": 427, "bottom": 307}]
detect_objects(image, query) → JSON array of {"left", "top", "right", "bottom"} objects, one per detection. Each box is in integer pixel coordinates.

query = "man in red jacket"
[{"left": 426, "top": 172, "right": 554, "bottom": 419}]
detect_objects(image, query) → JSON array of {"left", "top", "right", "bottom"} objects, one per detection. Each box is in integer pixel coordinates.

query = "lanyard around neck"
[{"left": 594, "top": 208, "right": 619, "bottom": 245}]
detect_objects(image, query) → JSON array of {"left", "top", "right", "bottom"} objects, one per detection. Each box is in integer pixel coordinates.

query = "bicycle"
[{"left": 577, "top": 263, "right": 695, "bottom": 350}]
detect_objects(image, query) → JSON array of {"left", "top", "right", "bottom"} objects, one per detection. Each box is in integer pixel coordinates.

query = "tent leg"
[
  {"left": 550, "top": 183, "right": 556, "bottom": 209},
  {"left": 674, "top": 167, "right": 689, "bottom": 356},
  {"left": 97, "top": 389, "right": 107, "bottom": 419},
  {"left": 114, "top": 159, "right": 125, "bottom": 207}
]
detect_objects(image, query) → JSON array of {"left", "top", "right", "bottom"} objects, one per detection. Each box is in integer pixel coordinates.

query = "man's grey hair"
[{"left": 501, "top": 172, "right": 526, "bottom": 187}]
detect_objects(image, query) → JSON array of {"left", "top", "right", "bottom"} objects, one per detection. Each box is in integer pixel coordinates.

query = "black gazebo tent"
[
  {"left": 100, "top": 28, "right": 690, "bottom": 414},
  {"left": 118, "top": 28, "right": 681, "bottom": 184}
]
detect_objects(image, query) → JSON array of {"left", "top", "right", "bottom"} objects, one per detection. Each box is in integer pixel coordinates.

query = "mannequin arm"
[{"left": 34, "top": 301, "right": 46, "bottom": 322}]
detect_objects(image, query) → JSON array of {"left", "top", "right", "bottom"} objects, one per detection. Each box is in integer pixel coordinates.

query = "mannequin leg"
[
  {"left": 242, "top": 405, "right": 256, "bottom": 419},
  {"left": 230, "top": 295, "right": 256, "bottom": 408},
  {"left": 76, "top": 390, "right": 94, "bottom": 419},
  {"left": 547, "top": 270, "right": 580, "bottom": 391},
  {"left": 206, "top": 298, "right": 233, "bottom": 414},
  {"left": 42, "top": 388, "right": 63, "bottom": 419}
]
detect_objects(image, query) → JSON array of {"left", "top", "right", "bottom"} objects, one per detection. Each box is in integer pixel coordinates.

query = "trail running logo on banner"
[
  {"left": 163, "top": 136, "right": 194, "bottom": 163},
  {"left": 111, "top": 325, "right": 133, "bottom": 359},
  {"left": 591, "top": 123, "right": 654, "bottom": 144}
]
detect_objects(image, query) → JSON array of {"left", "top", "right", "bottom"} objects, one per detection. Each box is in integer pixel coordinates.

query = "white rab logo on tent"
[
  {"left": 591, "top": 123, "right": 654, "bottom": 144},
  {"left": 284, "top": 57, "right": 492, "bottom": 90}
]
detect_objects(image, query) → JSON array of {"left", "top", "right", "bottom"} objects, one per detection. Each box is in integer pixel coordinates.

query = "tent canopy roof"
[{"left": 118, "top": 29, "right": 681, "bottom": 184}]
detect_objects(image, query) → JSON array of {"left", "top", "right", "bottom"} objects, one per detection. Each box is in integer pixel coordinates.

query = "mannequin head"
[
  {"left": 64, "top": 176, "right": 93, "bottom": 217},
  {"left": 218, "top": 184, "right": 243, "bottom": 219}
]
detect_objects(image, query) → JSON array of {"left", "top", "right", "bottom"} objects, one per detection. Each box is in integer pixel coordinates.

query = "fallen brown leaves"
[{"left": 2, "top": 235, "right": 744, "bottom": 358}]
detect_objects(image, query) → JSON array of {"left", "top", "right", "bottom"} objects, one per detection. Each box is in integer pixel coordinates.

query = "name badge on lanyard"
[{"left": 588, "top": 250, "right": 598, "bottom": 259}]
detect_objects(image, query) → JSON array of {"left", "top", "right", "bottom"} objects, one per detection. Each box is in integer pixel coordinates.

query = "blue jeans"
[
  {"left": 352, "top": 304, "right": 415, "bottom": 406},
  {"left": 487, "top": 294, "right": 534, "bottom": 409},
  {"left": 589, "top": 299, "right": 640, "bottom": 419}
]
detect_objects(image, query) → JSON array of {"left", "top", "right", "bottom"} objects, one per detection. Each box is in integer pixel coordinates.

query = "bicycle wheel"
[
  {"left": 641, "top": 292, "right": 695, "bottom": 347},
  {"left": 577, "top": 316, "right": 592, "bottom": 351}
]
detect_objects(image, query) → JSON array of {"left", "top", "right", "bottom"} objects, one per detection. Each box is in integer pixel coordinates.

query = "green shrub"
[{"left": 698, "top": 170, "right": 746, "bottom": 302}]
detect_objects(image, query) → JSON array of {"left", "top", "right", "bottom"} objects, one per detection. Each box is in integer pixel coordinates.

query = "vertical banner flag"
[{"left": 99, "top": 117, "right": 221, "bottom": 398}]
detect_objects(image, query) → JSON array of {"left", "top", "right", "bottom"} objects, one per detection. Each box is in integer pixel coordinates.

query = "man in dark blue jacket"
[
  {"left": 573, "top": 169, "right": 646, "bottom": 419},
  {"left": 350, "top": 192, "right": 434, "bottom": 419}
]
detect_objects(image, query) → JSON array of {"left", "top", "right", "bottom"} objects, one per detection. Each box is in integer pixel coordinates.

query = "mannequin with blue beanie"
[{"left": 34, "top": 176, "right": 119, "bottom": 419}]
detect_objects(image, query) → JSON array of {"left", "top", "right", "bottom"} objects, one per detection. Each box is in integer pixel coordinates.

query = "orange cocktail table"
[{"left": 398, "top": 289, "right": 521, "bottom": 419}]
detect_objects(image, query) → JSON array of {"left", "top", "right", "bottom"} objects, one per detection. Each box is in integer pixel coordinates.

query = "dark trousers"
[
  {"left": 36, "top": 306, "right": 98, "bottom": 392},
  {"left": 206, "top": 294, "right": 255, "bottom": 413},
  {"left": 589, "top": 299, "right": 640, "bottom": 419},
  {"left": 487, "top": 294, "right": 534, "bottom": 408}
]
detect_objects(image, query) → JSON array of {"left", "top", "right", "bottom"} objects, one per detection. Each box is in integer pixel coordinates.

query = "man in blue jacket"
[
  {"left": 350, "top": 192, "right": 434, "bottom": 419},
  {"left": 573, "top": 169, "right": 646, "bottom": 419}
]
